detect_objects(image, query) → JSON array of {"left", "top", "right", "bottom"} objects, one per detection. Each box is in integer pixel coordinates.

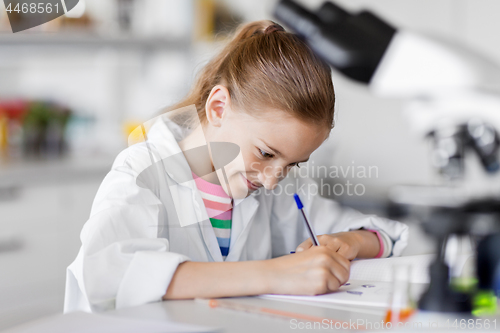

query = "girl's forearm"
[
  {"left": 163, "top": 260, "right": 271, "bottom": 300},
  {"left": 163, "top": 246, "right": 351, "bottom": 299}
]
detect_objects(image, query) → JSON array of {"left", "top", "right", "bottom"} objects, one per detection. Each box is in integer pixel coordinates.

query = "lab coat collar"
[
  {"left": 225, "top": 194, "right": 260, "bottom": 261},
  {"left": 198, "top": 217, "right": 224, "bottom": 262},
  {"left": 138, "top": 115, "right": 210, "bottom": 232},
  {"left": 144, "top": 115, "right": 199, "bottom": 194}
]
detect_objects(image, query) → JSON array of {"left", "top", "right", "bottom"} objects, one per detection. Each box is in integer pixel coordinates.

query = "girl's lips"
[{"left": 241, "top": 174, "right": 261, "bottom": 191}]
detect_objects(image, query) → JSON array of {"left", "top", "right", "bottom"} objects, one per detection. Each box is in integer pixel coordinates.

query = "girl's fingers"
[
  {"left": 337, "top": 243, "right": 355, "bottom": 260},
  {"left": 314, "top": 247, "right": 350, "bottom": 282},
  {"left": 324, "top": 237, "right": 357, "bottom": 260},
  {"left": 296, "top": 239, "right": 313, "bottom": 252},
  {"left": 297, "top": 234, "right": 332, "bottom": 252},
  {"left": 324, "top": 256, "right": 350, "bottom": 290},
  {"left": 330, "top": 251, "right": 351, "bottom": 273},
  {"left": 330, "top": 260, "right": 350, "bottom": 286},
  {"left": 325, "top": 238, "right": 342, "bottom": 253},
  {"left": 326, "top": 273, "right": 342, "bottom": 292}
]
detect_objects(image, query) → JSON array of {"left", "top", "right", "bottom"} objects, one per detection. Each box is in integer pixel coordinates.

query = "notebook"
[{"left": 260, "top": 254, "right": 445, "bottom": 308}]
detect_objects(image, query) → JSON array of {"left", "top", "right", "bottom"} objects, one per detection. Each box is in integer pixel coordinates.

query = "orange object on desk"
[{"left": 384, "top": 307, "right": 415, "bottom": 323}]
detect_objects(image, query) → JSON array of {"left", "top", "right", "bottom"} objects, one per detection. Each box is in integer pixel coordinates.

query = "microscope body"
[{"left": 275, "top": 0, "right": 500, "bottom": 313}]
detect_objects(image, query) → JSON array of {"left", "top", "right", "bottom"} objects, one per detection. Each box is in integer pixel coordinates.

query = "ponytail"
[{"left": 166, "top": 20, "right": 335, "bottom": 130}]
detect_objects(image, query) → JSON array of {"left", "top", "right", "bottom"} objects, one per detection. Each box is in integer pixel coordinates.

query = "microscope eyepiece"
[{"left": 274, "top": 0, "right": 396, "bottom": 83}]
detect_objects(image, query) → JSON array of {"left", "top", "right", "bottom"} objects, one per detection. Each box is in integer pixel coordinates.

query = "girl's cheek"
[
  {"left": 247, "top": 158, "right": 263, "bottom": 174},
  {"left": 240, "top": 151, "right": 259, "bottom": 171}
]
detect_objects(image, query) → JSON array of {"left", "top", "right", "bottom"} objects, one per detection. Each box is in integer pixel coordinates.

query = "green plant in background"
[{"left": 23, "top": 101, "right": 72, "bottom": 157}]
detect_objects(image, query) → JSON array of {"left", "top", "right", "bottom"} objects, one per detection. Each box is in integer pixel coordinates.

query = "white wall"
[{"left": 4, "top": 0, "right": 500, "bottom": 199}]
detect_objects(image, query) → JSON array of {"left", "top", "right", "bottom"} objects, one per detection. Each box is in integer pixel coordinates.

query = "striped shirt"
[{"left": 192, "top": 172, "right": 233, "bottom": 260}]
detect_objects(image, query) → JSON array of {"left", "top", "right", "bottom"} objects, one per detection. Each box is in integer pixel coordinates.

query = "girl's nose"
[
  {"left": 259, "top": 168, "right": 282, "bottom": 191},
  {"left": 263, "top": 177, "right": 279, "bottom": 191}
]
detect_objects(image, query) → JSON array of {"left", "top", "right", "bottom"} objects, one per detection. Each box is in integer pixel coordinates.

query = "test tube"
[{"left": 385, "top": 264, "right": 415, "bottom": 324}]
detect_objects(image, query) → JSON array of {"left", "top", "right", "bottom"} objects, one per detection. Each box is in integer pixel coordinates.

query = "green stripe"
[{"left": 210, "top": 218, "right": 231, "bottom": 229}]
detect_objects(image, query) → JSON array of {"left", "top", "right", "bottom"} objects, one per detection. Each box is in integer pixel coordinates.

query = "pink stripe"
[
  {"left": 367, "top": 229, "right": 384, "bottom": 258},
  {"left": 206, "top": 207, "right": 232, "bottom": 219},
  {"left": 192, "top": 172, "right": 229, "bottom": 197},
  {"left": 203, "top": 199, "right": 232, "bottom": 211},
  {"left": 213, "top": 209, "right": 232, "bottom": 220}
]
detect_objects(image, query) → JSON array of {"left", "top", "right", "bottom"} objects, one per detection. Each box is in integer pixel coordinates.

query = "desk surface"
[
  {"left": 6, "top": 295, "right": 500, "bottom": 333},
  {"left": 108, "top": 297, "right": 386, "bottom": 333}
]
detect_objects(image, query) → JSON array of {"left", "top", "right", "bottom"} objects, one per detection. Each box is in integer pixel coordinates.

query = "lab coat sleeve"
[
  {"left": 65, "top": 145, "right": 189, "bottom": 313},
  {"left": 269, "top": 173, "right": 409, "bottom": 258}
]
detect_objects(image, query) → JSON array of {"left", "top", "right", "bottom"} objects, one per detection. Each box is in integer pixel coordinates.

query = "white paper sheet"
[
  {"left": 261, "top": 280, "right": 428, "bottom": 308},
  {"left": 260, "top": 255, "right": 440, "bottom": 308},
  {"left": 349, "top": 254, "right": 435, "bottom": 284}
]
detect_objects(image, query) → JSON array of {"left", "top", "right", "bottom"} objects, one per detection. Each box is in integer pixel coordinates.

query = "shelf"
[
  {"left": 0, "top": 154, "right": 114, "bottom": 188},
  {"left": 0, "top": 33, "right": 191, "bottom": 51}
]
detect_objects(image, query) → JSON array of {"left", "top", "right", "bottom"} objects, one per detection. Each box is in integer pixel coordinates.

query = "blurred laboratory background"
[{"left": 1, "top": 0, "right": 500, "bottom": 330}]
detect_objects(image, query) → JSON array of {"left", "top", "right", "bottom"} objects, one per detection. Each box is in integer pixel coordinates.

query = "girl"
[{"left": 64, "top": 21, "right": 408, "bottom": 313}]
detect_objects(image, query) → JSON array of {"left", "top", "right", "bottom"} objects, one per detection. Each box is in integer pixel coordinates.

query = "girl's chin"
[
  {"left": 227, "top": 184, "right": 251, "bottom": 200},
  {"left": 220, "top": 175, "right": 251, "bottom": 199}
]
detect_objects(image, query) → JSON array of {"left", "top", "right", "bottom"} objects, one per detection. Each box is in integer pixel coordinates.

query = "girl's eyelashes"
[
  {"left": 258, "top": 148, "right": 302, "bottom": 168},
  {"left": 258, "top": 148, "right": 274, "bottom": 159}
]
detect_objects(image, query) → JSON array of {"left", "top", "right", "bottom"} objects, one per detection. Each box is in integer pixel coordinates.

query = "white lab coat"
[{"left": 64, "top": 115, "right": 409, "bottom": 313}]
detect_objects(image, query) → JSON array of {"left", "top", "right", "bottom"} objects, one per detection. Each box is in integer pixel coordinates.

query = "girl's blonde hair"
[{"left": 168, "top": 20, "right": 335, "bottom": 129}]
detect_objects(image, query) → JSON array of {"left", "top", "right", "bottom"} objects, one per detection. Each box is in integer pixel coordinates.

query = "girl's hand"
[
  {"left": 265, "top": 246, "right": 350, "bottom": 295},
  {"left": 296, "top": 232, "right": 362, "bottom": 260},
  {"left": 296, "top": 230, "right": 381, "bottom": 260}
]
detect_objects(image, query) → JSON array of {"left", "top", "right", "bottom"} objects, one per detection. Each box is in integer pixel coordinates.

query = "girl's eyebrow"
[
  {"left": 261, "top": 140, "right": 282, "bottom": 157},
  {"left": 259, "top": 139, "right": 284, "bottom": 157}
]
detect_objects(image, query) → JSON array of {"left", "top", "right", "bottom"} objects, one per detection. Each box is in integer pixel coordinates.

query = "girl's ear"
[{"left": 205, "top": 85, "right": 231, "bottom": 127}]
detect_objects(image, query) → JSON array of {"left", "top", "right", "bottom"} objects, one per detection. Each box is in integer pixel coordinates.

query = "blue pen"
[{"left": 293, "top": 193, "right": 319, "bottom": 246}]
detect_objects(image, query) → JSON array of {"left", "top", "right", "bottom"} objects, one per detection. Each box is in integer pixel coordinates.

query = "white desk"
[
  {"left": 5, "top": 295, "right": 500, "bottom": 333},
  {"left": 105, "top": 295, "right": 500, "bottom": 332},
  {"left": 107, "top": 297, "right": 386, "bottom": 333}
]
